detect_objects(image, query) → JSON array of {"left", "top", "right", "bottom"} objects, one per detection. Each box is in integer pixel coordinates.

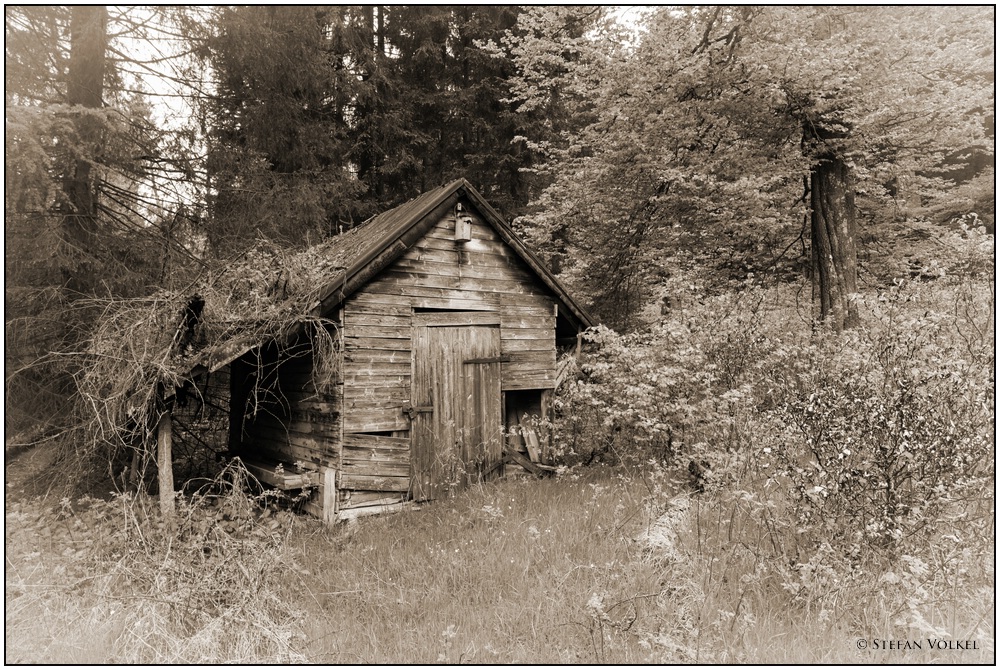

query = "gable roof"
[
  {"left": 190, "top": 179, "right": 593, "bottom": 376},
  {"left": 310, "top": 178, "right": 594, "bottom": 330}
]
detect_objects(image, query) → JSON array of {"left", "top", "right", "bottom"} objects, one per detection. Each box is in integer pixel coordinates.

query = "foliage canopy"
[{"left": 505, "top": 6, "right": 993, "bottom": 328}]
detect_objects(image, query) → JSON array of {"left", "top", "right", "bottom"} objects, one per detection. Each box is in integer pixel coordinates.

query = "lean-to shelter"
[{"left": 171, "top": 179, "right": 593, "bottom": 522}]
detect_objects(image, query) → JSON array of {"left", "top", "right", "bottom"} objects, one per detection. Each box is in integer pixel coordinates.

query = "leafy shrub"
[
  {"left": 553, "top": 320, "right": 715, "bottom": 465},
  {"left": 764, "top": 287, "right": 993, "bottom": 561},
  {"left": 558, "top": 266, "right": 993, "bottom": 647}
]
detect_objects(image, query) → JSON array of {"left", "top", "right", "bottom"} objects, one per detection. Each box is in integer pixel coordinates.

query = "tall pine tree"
[{"left": 199, "top": 5, "right": 541, "bottom": 254}]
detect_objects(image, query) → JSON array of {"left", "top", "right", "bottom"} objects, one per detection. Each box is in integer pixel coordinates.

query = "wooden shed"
[{"left": 176, "top": 179, "right": 592, "bottom": 522}]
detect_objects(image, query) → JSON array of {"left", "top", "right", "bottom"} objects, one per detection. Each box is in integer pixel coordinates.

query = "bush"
[
  {"left": 765, "top": 286, "right": 993, "bottom": 561},
  {"left": 556, "top": 269, "right": 993, "bottom": 651},
  {"left": 553, "top": 322, "right": 709, "bottom": 464}
]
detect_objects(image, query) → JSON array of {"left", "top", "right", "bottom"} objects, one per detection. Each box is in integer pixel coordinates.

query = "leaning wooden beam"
[
  {"left": 242, "top": 459, "right": 316, "bottom": 490},
  {"left": 521, "top": 424, "right": 541, "bottom": 463},
  {"left": 337, "top": 501, "right": 416, "bottom": 522},
  {"left": 157, "top": 410, "right": 175, "bottom": 522},
  {"left": 504, "top": 447, "right": 556, "bottom": 477}
]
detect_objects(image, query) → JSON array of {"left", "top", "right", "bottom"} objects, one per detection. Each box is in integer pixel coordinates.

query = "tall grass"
[
  {"left": 5, "top": 463, "right": 306, "bottom": 663},
  {"left": 6, "top": 466, "right": 675, "bottom": 663},
  {"left": 6, "top": 455, "right": 992, "bottom": 663},
  {"left": 292, "top": 468, "right": 668, "bottom": 663}
]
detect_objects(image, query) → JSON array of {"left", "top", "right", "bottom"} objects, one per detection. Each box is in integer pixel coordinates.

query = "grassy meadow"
[{"left": 6, "top": 462, "right": 993, "bottom": 664}]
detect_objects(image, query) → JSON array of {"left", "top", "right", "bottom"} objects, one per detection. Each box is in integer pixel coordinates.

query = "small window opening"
[{"left": 505, "top": 389, "right": 546, "bottom": 462}]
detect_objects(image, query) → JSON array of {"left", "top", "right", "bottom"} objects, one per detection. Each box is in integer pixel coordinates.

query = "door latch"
[{"left": 403, "top": 403, "right": 434, "bottom": 420}]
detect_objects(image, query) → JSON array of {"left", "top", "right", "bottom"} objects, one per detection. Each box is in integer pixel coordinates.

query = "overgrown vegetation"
[
  {"left": 76, "top": 242, "right": 344, "bottom": 476},
  {"left": 8, "top": 255, "right": 992, "bottom": 662},
  {"left": 4, "top": 4, "right": 994, "bottom": 664},
  {"left": 6, "top": 462, "right": 305, "bottom": 663},
  {"left": 549, "top": 224, "right": 994, "bottom": 660}
]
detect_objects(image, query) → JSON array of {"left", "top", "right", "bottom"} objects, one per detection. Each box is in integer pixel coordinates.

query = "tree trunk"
[
  {"left": 376, "top": 6, "right": 385, "bottom": 58},
  {"left": 62, "top": 6, "right": 107, "bottom": 298},
  {"left": 810, "top": 153, "right": 859, "bottom": 331}
]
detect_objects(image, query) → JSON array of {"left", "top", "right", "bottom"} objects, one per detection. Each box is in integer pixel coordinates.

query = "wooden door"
[{"left": 411, "top": 313, "right": 502, "bottom": 501}]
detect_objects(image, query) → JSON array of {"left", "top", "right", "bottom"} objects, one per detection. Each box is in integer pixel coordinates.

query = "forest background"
[{"left": 4, "top": 5, "right": 995, "bottom": 663}]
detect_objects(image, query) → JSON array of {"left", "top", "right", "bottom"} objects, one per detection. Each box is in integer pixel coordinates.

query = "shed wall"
[
  {"left": 342, "top": 200, "right": 557, "bottom": 436},
  {"left": 337, "top": 200, "right": 559, "bottom": 500},
  {"left": 170, "top": 366, "right": 231, "bottom": 482}
]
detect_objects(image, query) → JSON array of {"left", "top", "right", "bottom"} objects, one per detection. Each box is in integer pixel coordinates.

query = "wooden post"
[
  {"left": 323, "top": 468, "right": 338, "bottom": 525},
  {"left": 157, "top": 410, "right": 175, "bottom": 522},
  {"left": 540, "top": 389, "right": 553, "bottom": 463}
]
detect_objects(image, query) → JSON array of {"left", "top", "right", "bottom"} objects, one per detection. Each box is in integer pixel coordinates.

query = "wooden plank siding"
[
  {"left": 342, "top": 433, "right": 410, "bottom": 478},
  {"left": 342, "top": 203, "right": 557, "bottom": 407},
  {"left": 334, "top": 201, "right": 559, "bottom": 497}
]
